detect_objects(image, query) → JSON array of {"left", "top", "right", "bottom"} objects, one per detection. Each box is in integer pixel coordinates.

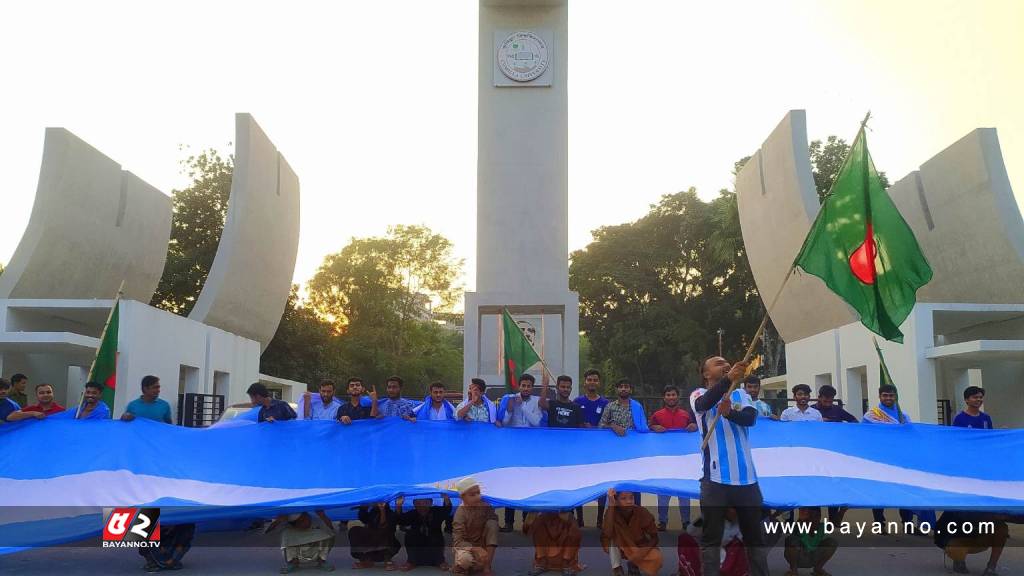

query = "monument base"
[{"left": 463, "top": 291, "right": 579, "bottom": 397}]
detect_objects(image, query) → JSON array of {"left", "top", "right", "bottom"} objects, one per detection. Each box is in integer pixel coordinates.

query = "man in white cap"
[{"left": 452, "top": 477, "right": 498, "bottom": 575}]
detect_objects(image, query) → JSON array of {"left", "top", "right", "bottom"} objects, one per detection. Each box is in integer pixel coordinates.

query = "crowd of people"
[{"left": 0, "top": 361, "right": 1010, "bottom": 576}]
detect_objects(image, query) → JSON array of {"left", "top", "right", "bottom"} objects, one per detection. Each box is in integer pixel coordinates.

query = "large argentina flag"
[{"left": 1, "top": 415, "right": 1022, "bottom": 550}]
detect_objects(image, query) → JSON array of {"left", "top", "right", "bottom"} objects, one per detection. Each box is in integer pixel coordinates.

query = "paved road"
[
  {"left": 2, "top": 528, "right": 1020, "bottom": 575},
  {"left": 2, "top": 507, "right": 1020, "bottom": 575}
]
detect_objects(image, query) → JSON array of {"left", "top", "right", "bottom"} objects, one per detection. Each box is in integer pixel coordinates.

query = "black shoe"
[
  {"left": 499, "top": 524, "right": 514, "bottom": 533},
  {"left": 953, "top": 560, "right": 969, "bottom": 574},
  {"left": 657, "top": 522, "right": 667, "bottom": 532}
]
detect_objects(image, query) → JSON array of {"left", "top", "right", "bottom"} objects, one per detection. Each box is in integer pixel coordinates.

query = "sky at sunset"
[{"left": 2, "top": 0, "right": 1021, "bottom": 297}]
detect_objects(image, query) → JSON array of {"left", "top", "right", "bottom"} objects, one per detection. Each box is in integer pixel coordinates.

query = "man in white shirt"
[
  {"left": 498, "top": 373, "right": 548, "bottom": 532},
  {"left": 780, "top": 384, "right": 822, "bottom": 422},
  {"left": 298, "top": 379, "right": 344, "bottom": 420},
  {"left": 499, "top": 373, "right": 547, "bottom": 428}
]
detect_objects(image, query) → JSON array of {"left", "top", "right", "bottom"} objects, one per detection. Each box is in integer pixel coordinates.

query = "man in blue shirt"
[
  {"left": 953, "top": 386, "right": 994, "bottom": 429},
  {"left": 691, "top": 356, "right": 768, "bottom": 576},
  {"left": 742, "top": 375, "right": 775, "bottom": 419},
  {"left": 247, "top": 382, "right": 296, "bottom": 423},
  {"left": 299, "top": 379, "right": 343, "bottom": 420},
  {"left": 573, "top": 369, "right": 610, "bottom": 528},
  {"left": 376, "top": 376, "right": 418, "bottom": 421},
  {"left": 77, "top": 381, "right": 111, "bottom": 420},
  {"left": 121, "top": 375, "right": 173, "bottom": 423},
  {"left": 574, "top": 369, "right": 609, "bottom": 428}
]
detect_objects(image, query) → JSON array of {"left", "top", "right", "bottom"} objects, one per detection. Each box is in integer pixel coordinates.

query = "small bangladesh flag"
[
  {"left": 88, "top": 300, "right": 119, "bottom": 415},
  {"left": 501, "top": 308, "right": 541, "bottom": 391},
  {"left": 794, "top": 124, "right": 933, "bottom": 342}
]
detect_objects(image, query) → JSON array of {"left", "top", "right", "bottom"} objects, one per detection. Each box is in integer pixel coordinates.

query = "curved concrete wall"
[
  {"left": 188, "top": 114, "right": 300, "bottom": 351},
  {"left": 0, "top": 128, "right": 171, "bottom": 301},
  {"left": 887, "top": 128, "right": 1024, "bottom": 303},
  {"left": 735, "top": 111, "right": 857, "bottom": 343}
]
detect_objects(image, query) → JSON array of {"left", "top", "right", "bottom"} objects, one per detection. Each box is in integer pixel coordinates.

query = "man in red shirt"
[
  {"left": 21, "top": 383, "right": 65, "bottom": 415},
  {"left": 650, "top": 385, "right": 697, "bottom": 531}
]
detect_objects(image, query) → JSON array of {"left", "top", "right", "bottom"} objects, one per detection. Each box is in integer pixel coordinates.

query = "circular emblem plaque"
[{"left": 497, "top": 31, "right": 548, "bottom": 82}]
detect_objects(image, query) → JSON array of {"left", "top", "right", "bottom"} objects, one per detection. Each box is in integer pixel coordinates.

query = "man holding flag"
[
  {"left": 690, "top": 356, "right": 767, "bottom": 576},
  {"left": 862, "top": 384, "right": 910, "bottom": 425},
  {"left": 76, "top": 381, "right": 111, "bottom": 420}
]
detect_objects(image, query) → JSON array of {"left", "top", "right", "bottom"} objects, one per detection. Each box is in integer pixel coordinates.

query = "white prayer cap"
[{"left": 455, "top": 476, "right": 480, "bottom": 495}]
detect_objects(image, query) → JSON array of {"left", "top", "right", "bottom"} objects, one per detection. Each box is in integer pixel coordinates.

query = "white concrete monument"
[
  {"left": 736, "top": 111, "right": 1024, "bottom": 427},
  {"left": 0, "top": 114, "right": 303, "bottom": 422},
  {"left": 463, "top": 0, "right": 580, "bottom": 395},
  {"left": 189, "top": 114, "right": 300, "bottom": 352}
]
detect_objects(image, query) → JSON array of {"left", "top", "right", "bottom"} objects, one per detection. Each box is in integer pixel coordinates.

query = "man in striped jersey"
[{"left": 690, "top": 356, "right": 769, "bottom": 576}]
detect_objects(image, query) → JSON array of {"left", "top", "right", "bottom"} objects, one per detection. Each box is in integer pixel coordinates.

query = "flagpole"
[
  {"left": 75, "top": 280, "right": 125, "bottom": 419},
  {"left": 700, "top": 266, "right": 795, "bottom": 452}
]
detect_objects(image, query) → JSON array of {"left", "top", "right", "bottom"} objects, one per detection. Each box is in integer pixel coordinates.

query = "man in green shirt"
[
  {"left": 9, "top": 374, "right": 29, "bottom": 408},
  {"left": 783, "top": 507, "right": 837, "bottom": 576}
]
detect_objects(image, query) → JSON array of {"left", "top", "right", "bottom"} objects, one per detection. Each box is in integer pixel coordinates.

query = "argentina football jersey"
[{"left": 690, "top": 387, "right": 758, "bottom": 485}]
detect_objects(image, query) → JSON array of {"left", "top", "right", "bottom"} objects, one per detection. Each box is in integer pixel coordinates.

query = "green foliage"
[
  {"left": 151, "top": 149, "right": 233, "bottom": 315},
  {"left": 810, "top": 136, "right": 889, "bottom": 202},
  {"left": 260, "top": 285, "right": 345, "bottom": 387},
  {"left": 308, "top": 225, "right": 463, "bottom": 330},
  {"left": 569, "top": 189, "right": 760, "bottom": 396},
  {"left": 305, "top": 225, "right": 465, "bottom": 395}
]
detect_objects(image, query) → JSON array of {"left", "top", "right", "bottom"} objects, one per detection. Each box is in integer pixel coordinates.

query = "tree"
[
  {"left": 809, "top": 136, "right": 889, "bottom": 202},
  {"left": 309, "top": 225, "right": 462, "bottom": 331},
  {"left": 151, "top": 149, "right": 232, "bottom": 315},
  {"left": 569, "top": 189, "right": 760, "bottom": 395},
  {"left": 306, "top": 225, "right": 465, "bottom": 395},
  {"left": 260, "top": 285, "right": 345, "bottom": 387}
]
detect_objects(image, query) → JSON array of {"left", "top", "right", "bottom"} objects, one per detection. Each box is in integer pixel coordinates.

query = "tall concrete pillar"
[{"left": 464, "top": 0, "right": 579, "bottom": 395}]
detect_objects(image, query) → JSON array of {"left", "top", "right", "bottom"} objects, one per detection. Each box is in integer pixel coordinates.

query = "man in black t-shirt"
[
  {"left": 338, "top": 378, "right": 378, "bottom": 424},
  {"left": 542, "top": 375, "right": 582, "bottom": 428}
]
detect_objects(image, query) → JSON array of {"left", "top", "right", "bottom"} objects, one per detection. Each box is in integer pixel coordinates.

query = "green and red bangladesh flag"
[
  {"left": 87, "top": 300, "right": 119, "bottom": 415},
  {"left": 794, "top": 123, "right": 933, "bottom": 343},
  {"left": 501, "top": 308, "right": 541, "bottom": 391}
]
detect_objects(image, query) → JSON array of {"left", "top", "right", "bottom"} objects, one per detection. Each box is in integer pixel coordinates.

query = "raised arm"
[
  {"left": 369, "top": 387, "right": 379, "bottom": 418},
  {"left": 538, "top": 372, "right": 551, "bottom": 411},
  {"left": 694, "top": 362, "right": 747, "bottom": 412},
  {"left": 525, "top": 398, "right": 543, "bottom": 427}
]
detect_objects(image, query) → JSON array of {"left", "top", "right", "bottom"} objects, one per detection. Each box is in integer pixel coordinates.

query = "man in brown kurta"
[
  {"left": 601, "top": 489, "right": 663, "bottom": 576},
  {"left": 524, "top": 511, "right": 585, "bottom": 575},
  {"left": 452, "top": 477, "right": 499, "bottom": 575}
]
